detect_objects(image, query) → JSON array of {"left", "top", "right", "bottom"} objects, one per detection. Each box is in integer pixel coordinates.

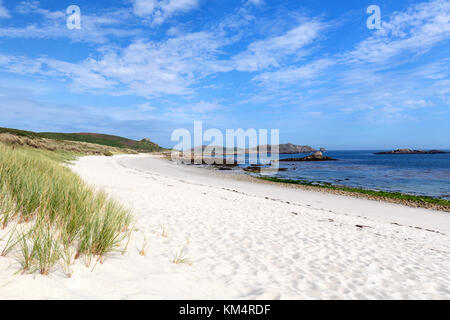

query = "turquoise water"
[{"left": 243, "top": 151, "right": 450, "bottom": 199}]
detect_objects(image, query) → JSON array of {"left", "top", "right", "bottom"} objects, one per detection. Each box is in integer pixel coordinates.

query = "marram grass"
[{"left": 0, "top": 143, "right": 132, "bottom": 276}]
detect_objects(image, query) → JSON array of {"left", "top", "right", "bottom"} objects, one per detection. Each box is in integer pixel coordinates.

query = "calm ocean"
[{"left": 243, "top": 150, "right": 450, "bottom": 200}]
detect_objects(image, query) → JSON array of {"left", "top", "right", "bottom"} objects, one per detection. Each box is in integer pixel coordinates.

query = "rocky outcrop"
[
  {"left": 248, "top": 143, "right": 316, "bottom": 154},
  {"left": 278, "top": 151, "right": 337, "bottom": 162},
  {"left": 188, "top": 143, "right": 317, "bottom": 155},
  {"left": 375, "top": 149, "right": 448, "bottom": 155},
  {"left": 278, "top": 143, "right": 317, "bottom": 154},
  {"left": 189, "top": 146, "right": 246, "bottom": 155}
]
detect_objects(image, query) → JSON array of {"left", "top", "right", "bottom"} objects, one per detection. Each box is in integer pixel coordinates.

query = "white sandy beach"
[{"left": 1, "top": 154, "right": 449, "bottom": 299}]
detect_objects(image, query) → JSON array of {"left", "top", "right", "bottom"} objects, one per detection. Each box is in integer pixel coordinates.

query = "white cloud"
[
  {"left": 232, "top": 21, "right": 325, "bottom": 72},
  {"left": 405, "top": 99, "right": 432, "bottom": 108},
  {"left": 41, "top": 58, "right": 118, "bottom": 91},
  {"left": 245, "top": 0, "right": 264, "bottom": 6},
  {"left": 0, "top": 2, "right": 137, "bottom": 43},
  {"left": 0, "top": 2, "right": 326, "bottom": 97},
  {"left": 0, "top": 87, "right": 171, "bottom": 138},
  {"left": 137, "top": 102, "right": 157, "bottom": 111},
  {"left": 190, "top": 100, "right": 222, "bottom": 113},
  {"left": 0, "top": 0, "right": 10, "bottom": 18},
  {"left": 1, "top": 0, "right": 447, "bottom": 127},
  {"left": 16, "top": 1, "right": 53, "bottom": 16},
  {"left": 164, "top": 100, "right": 225, "bottom": 121},
  {"left": 0, "top": 54, "right": 43, "bottom": 75},
  {"left": 253, "top": 59, "right": 334, "bottom": 85},
  {"left": 81, "top": 32, "right": 230, "bottom": 97},
  {"left": 346, "top": 0, "right": 450, "bottom": 64},
  {"left": 90, "top": 104, "right": 158, "bottom": 121},
  {"left": 132, "top": 0, "right": 199, "bottom": 25},
  {"left": 0, "top": 53, "right": 118, "bottom": 92},
  {"left": 245, "top": 0, "right": 450, "bottom": 120},
  {"left": 0, "top": 30, "right": 231, "bottom": 97},
  {"left": 242, "top": 51, "right": 450, "bottom": 125}
]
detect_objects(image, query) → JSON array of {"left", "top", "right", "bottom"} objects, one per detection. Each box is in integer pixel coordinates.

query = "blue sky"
[{"left": 0, "top": 0, "right": 449, "bottom": 149}]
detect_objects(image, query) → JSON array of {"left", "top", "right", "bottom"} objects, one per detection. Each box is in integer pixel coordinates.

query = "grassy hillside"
[
  {"left": 0, "top": 133, "right": 138, "bottom": 156},
  {"left": 0, "top": 127, "right": 165, "bottom": 152}
]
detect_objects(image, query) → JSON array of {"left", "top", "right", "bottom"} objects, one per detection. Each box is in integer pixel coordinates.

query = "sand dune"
[{"left": 1, "top": 154, "right": 449, "bottom": 299}]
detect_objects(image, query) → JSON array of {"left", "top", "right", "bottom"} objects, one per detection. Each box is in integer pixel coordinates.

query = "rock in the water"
[
  {"left": 243, "top": 166, "right": 288, "bottom": 173},
  {"left": 312, "top": 151, "right": 323, "bottom": 157},
  {"left": 375, "top": 149, "right": 448, "bottom": 155},
  {"left": 278, "top": 152, "right": 336, "bottom": 162}
]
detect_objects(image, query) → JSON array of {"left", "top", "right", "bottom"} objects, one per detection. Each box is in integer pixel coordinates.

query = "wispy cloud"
[
  {"left": 232, "top": 20, "right": 325, "bottom": 72},
  {"left": 0, "top": 0, "right": 448, "bottom": 138},
  {"left": 0, "top": 1, "right": 138, "bottom": 43},
  {"left": 245, "top": 0, "right": 264, "bottom": 6},
  {"left": 190, "top": 100, "right": 223, "bottom": 113},
  {"left": 0, "top": 29, "right": 231, "bottom": 97},
  {"left": 164, "top": 100, "right": 226, "bottom": 123},
  {"left": 132, "top": 0, "right": 199, "bottom": 25},
  {"left": 344, "top": 0, "right": 450, "bottom": 64},
  {"left": 0, "top": 84, "right": 175, "bottom": 142},
  {"left": 253, "top": 59, "right": 334, "bottom": 85},
  {"left": 0, "top": 0, "right": 10, "bottom": 18},
  {"left": 246, "top": 0, "right": 450, "bottom": 125}
]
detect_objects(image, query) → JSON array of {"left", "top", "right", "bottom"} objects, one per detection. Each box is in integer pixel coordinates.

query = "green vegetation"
[
  {"left": 0, "top": 127, "right": 38, "bottom": 138},
  {"left": 0, "top": 126, "right": 165, "bottom": 152},
  {"left": 259, "top": 176, "right": 450, "bottom": 207},
  {"left": 0, "top": 143, "right": 132, "bottom": 276},
  {"left": 0, "top": 132, "right": 137, "bottom": 157}
]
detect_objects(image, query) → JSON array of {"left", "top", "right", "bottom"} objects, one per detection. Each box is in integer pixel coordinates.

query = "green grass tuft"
[{"left": 0, "top": 143, "right": 132, "bottom": 275}]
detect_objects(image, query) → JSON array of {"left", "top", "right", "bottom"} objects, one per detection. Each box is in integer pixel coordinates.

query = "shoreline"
[
  {"left": 166, "top": 156, "right": 450, "bottom": 213},
  {"left": 1, "top": 153, "right": 449, "bottom": 299},
  {"left": 254, "top": 176, "right": 450, "bottom": 213}
]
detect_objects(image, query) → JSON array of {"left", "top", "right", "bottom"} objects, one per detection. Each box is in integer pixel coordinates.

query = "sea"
[{"left": 230, "top": 150, "right": 450, "bottom": 200}]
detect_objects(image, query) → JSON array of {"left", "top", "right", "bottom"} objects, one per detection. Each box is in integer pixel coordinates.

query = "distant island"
[
  {"left": 190, "top": 143, "right": 322, "bottom": 155},
  {"left": 375, "top": 149, "right": 448, "bottom": 155}
]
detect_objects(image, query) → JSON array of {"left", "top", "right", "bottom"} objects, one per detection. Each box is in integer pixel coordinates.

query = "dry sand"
[{"left": 1, "top": 154, "right": 449, "bottom": 299}]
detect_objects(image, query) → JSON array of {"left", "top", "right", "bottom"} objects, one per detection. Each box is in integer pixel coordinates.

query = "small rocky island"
[
  {"left": 375, "top": 149, "right": 448, "bottom": 155},
  {"left": 278, "top": 151, "right": 337, "bottom": 162}
]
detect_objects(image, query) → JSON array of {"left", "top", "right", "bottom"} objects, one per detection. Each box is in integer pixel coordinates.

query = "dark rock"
[
  {"left": 243, "top": 166, "right": 288, "bottom": 173},
  {"left": 375, "top": 149, "right": 448, "bottom": 155},
  {"left": 216, "top": 166, "right": 233, "bottom": 171},
  {"left": 278, "top": 151, "right": 337, "bottom": 162}
]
